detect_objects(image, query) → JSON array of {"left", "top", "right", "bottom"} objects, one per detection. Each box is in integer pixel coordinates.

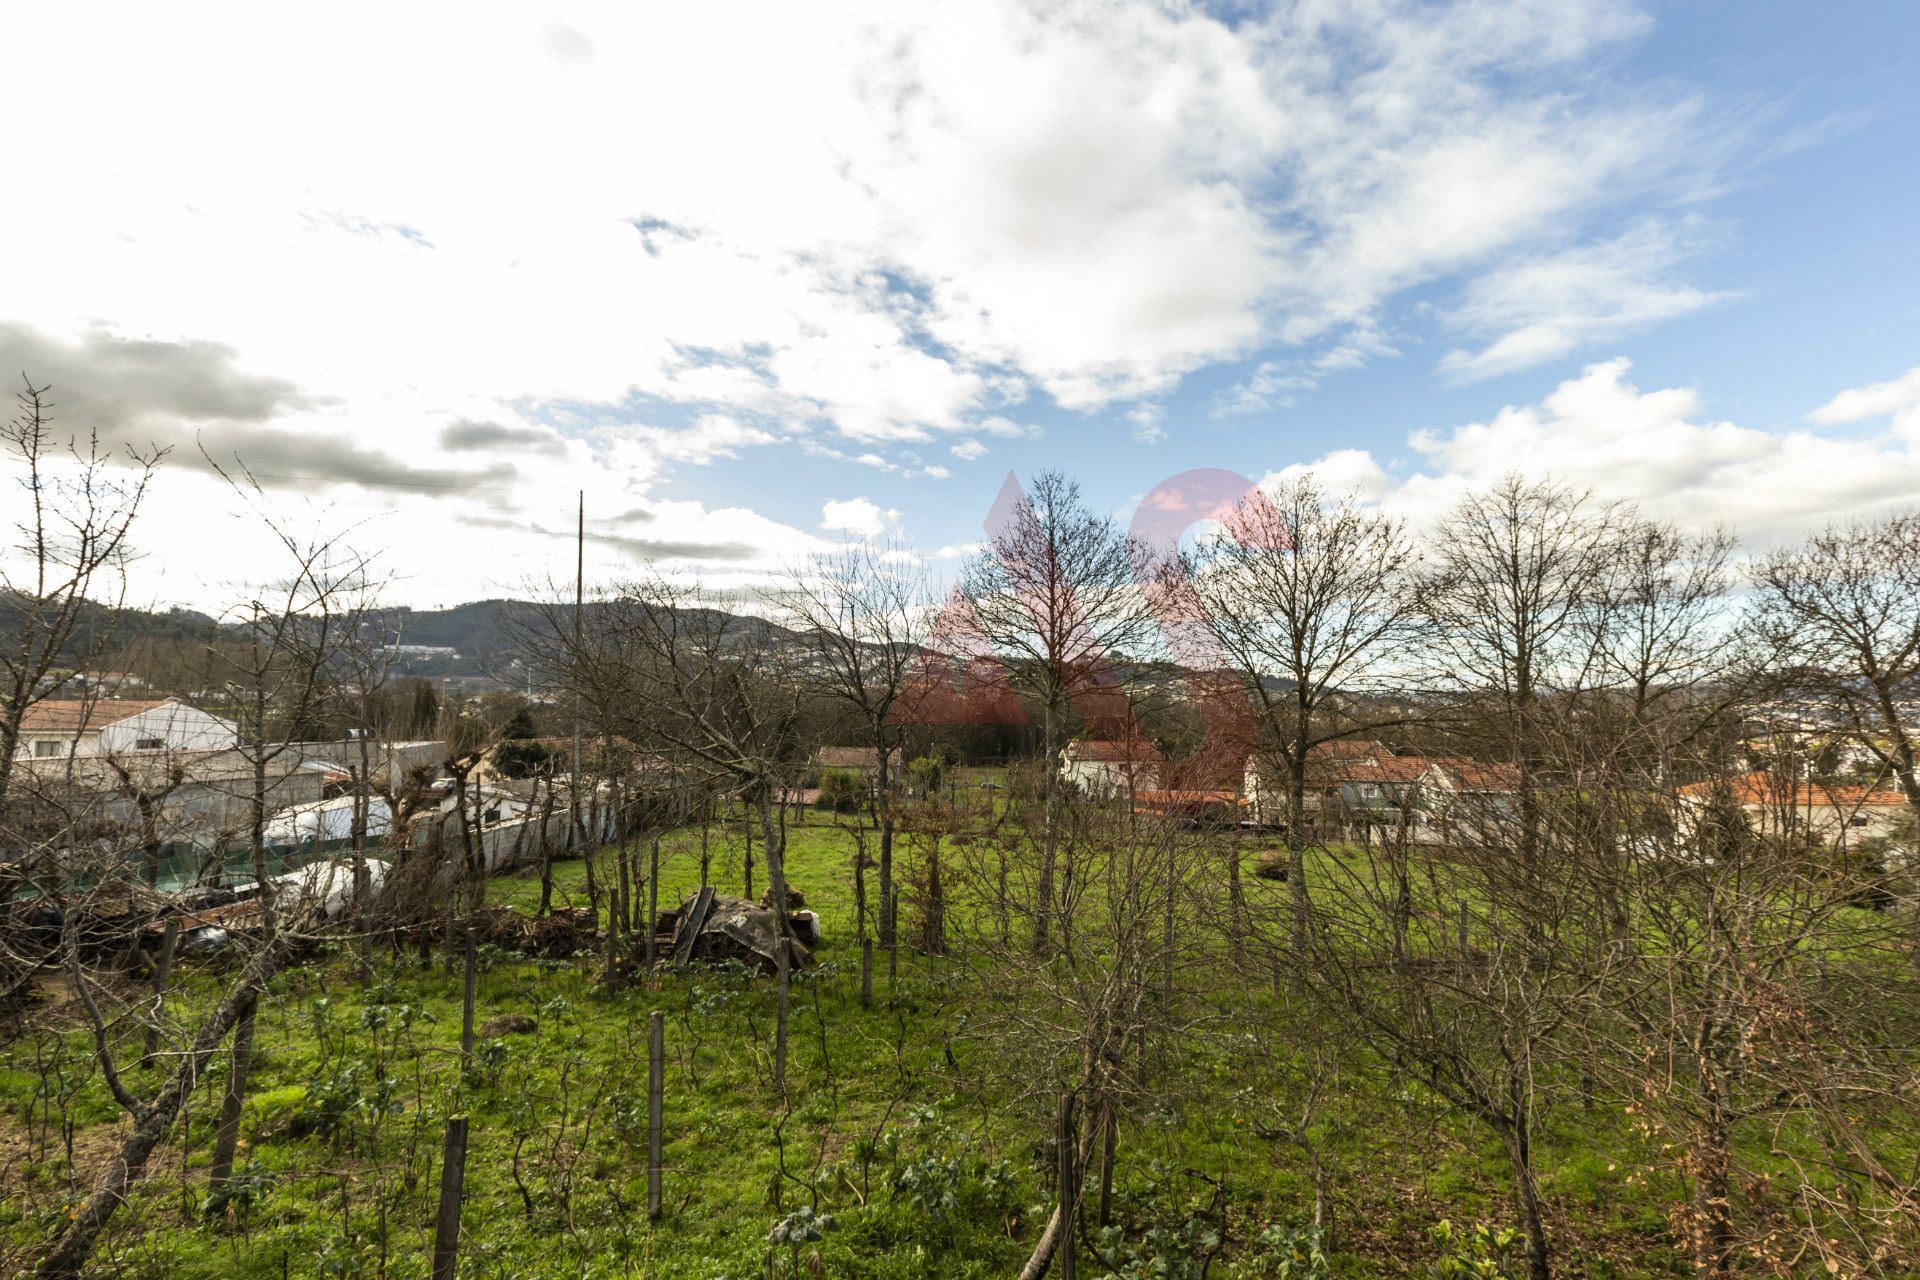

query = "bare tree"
[
  {"left": 0, "top": 376, "right": 162, "bottom": 823},
  {"left": 962, "top": 471, "right": 1159, "bottom": 951},
  {"left": 1285, "top": 815, "right": 1607, "bottom": 1280},
  {"left": 1189, "top": 474, "right": 1425, "bottom": 950},
  {"left": 952, "top": 799, "right": 1213, "bottom": 1280},
  {"left": 546, "top": 574, "right": 811, "bottom": 1088},
  {"left": 33, "top": 498, "right": 374, "bottom": 1278},
  {"left": 784, "top": 539, "right": 931, "bottom": 952},
  {"left": 1421, "top": 475, "right": 1628, "bottom": 939},
  {"left": 1748, "top": 510, "right": 1920, "bottom": 826},
  {"left": 1585, "top": 756, "right": 1920, "bottom": 1276}
]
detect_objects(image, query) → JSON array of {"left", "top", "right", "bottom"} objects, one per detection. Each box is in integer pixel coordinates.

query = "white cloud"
[
  {"left": 1437, "top": 219, "right": 1730, "bottom": 381},
  {"left": 1215, "top": 362, "right": 1319, "bottom": 416},
  {"left": 0, "top": 1, "right": 1730, "bottom": 437},
  {"left": 1810, "top": 365, "right": 1920, "bottom": 446},
  {"left": 1276, "top": 359, "right": 1920, "bottom": 544},
  {"left": 950, "top": 439, "right": 988, "bottom": 461},
  {"left": 821, "top": 497, "right": 899, "bottom": 539},
  {"left": 1128, "top": 404, "right": 1168, "bottom": 445},
  {"left": 1217, "top": 326, "right": 1401, "bottom": 415},
  {"left": 0, "top": 1, "right": 1772, "bottom": 599},
  {"left": 975, "top": 416, "right": 1043, "bottom": 439},
  {"left": 1259, "top": 449, "right": 1395, "bottom": 502}
]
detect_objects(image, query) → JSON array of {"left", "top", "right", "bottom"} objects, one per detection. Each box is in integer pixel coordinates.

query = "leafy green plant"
[
  {"left": 1236, "top": 1223, "right": 1329, "bottom": 1279},
  {"left": 768, "top": 1204, "right": 838, "bottom": 1276},
  {"left": 1426, "top": 1220, "right": 1525, "bottom": 1280},
  {"left": 891, "top": 1153, "right": 962, "bottom": 1221},
  {"left": 203, "top": 1159, "right": 278, "bottom": 1223}
]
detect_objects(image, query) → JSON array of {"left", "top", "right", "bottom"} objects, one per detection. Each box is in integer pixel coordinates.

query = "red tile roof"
[
  {"left": 15, "top": 699, "right": 178, "bottom": 733},
  {"left": 814, "top": 747, "right": 901, "bottom": 770},
  {"left": 1423, "top": 758, "right": 1523, "bottom": 791},
  {"left": 1677, "top": 771, "right": 1908, "bottom": 809},
  {"left": 1064, "top": 739, "right": 1163, "bottom": 764}
]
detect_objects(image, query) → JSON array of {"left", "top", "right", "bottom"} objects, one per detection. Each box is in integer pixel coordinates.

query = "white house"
[
  {"left": 1241, "top": 741, "right": 1432, "bottom": 832},
  {"left": 1059, "top": 738, "right": 1161, "bottom": 798},
  {"left": 1416, "top": 758, "right": 1523, "bottom": 841},
  {"left": 12, "top": 699, "right": 239, "bottom": 761}
]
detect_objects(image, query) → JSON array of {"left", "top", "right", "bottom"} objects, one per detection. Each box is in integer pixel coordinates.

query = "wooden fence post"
[
  {"left": 645, "top": 835, "right": 660, "bottom": 969},
  {"left": 1057, "top": 1092, "right": 1078, "bottom": 1280},
  {"left": 648, "top": 1009, "right": 664, "bottom": 1221},
  {"left": 431, "top": 937, "right": 477, "bottom": 1280}
]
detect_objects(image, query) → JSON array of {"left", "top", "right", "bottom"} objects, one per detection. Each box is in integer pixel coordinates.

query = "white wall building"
[
  {"left": 262, "top": 795, "right": 394, "bottom": 847},
  {"left": 12, "top": 699, "right": 239, "bottom": 760}
]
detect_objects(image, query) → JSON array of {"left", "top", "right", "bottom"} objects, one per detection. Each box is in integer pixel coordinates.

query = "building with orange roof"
[
  {"left": 1676, "top": 771, "right": 1913, "bottom": 849},
  {"left": 9, "top": 698, "right": 238, "bottom": 761},
  {"left": 1059, "top": 737, "right": 1162, "bottom": 798}
]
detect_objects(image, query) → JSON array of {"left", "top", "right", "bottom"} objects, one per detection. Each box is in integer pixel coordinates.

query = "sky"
[{"left": 1, "top": 0, "right": 1916, "bottom": 612}]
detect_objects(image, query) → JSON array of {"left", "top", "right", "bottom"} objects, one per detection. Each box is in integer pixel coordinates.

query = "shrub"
[
  {"left": 819, "top": 767, "right": 866, "bottom": 813},
  {"left": 494, "top": 738, "right": 556, "bottom": 779},
  {"left": 908, "top": 755, "right": 946, "bottom": 797}
]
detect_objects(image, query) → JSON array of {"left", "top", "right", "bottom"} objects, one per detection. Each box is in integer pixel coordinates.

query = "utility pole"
[{"left": 569, "top": 491, "right": 584, "bottom": 852}]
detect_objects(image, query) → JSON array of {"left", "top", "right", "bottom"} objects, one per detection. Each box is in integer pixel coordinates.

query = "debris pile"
[
  {"left": 468, "top": 905, "right": 596, "bottom": 959},
  {"left": 655, "top": 889, "right": 816, "bottom": 973}
]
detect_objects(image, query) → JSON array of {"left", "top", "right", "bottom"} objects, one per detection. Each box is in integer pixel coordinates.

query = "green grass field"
[{"left": 2, "top": 801, "right": 1842, "bottom": 1278}]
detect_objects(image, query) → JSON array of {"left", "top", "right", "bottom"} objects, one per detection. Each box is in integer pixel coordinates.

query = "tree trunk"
[
  {"left": 37, "top": 937, "right": 290, "bottom": 1280},
  {"left": 878, "top": 811, "right": 896, "bottom": 951},
  {"left": 1018, "top": 1093, "right": 1093, "bottom": 1280},
  {"left": 1097, "top": 1100, "right": 1117, "bottom": 1227},
  {"left": 206, "top": 996, "right": 258, "bottom": 1193},
  {"left": 647, "top": 1009, "right": 664, "bottom": 1220},
  {"left": 1226, "top": 829, "right": 1247, "bottom": 963},
  {"left": 923, "top": 834, "right": 945, "bottom": 956},
  {"left": 644, "top": 835, "right": 660, "bottom": 969},
  {"left": 1036, "top": 700, "right": 1060, "bottom": 954},
  {"left": 756, "top": 788, "right": 791, "bottom": 1093},
  {"left": 430, "top": 1118, "right": 469, "bottom": 1280},
  {"left": 1057, "top": 1092, "right": 1078, "bottom": 1280},
  {"left": 1496, "top": 1119, "right": 1551, "bottom": 1280},
  {"left": 876, "top": 749, "right": 897, "bottom": 951},
  {"left": 537, "top": 774, "right": 556, "bottom": 917},
  {"left": 1287, "top": 739, "right": 1310, "bottom": 971},
  {"left": 143, "top": 918, "right": 180, "bottom": 1067}
]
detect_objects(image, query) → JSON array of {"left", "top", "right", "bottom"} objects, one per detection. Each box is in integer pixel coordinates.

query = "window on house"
[
  {"left": 33, "top": 740, "right": 61, "bottom": 758},
  {"left": 134, "top": 737, "right": 166, "bottom": 751},
  {"left": 1849, "top": 816, "right": 1869, "bottom": 827}
]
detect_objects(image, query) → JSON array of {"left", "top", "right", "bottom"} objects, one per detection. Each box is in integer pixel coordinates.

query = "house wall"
[
  {"left": 1061, "top": 759, "right": 1154, "bottom": 797},
  {"left": 1740, "top": 801, "right": 1909, "bottom": 846},
  {"left": 97, "top": 704, "right": 238, "bottom": 754},
  {"left": 15, "top": 731, "right": 103, "bottom": 760}
]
